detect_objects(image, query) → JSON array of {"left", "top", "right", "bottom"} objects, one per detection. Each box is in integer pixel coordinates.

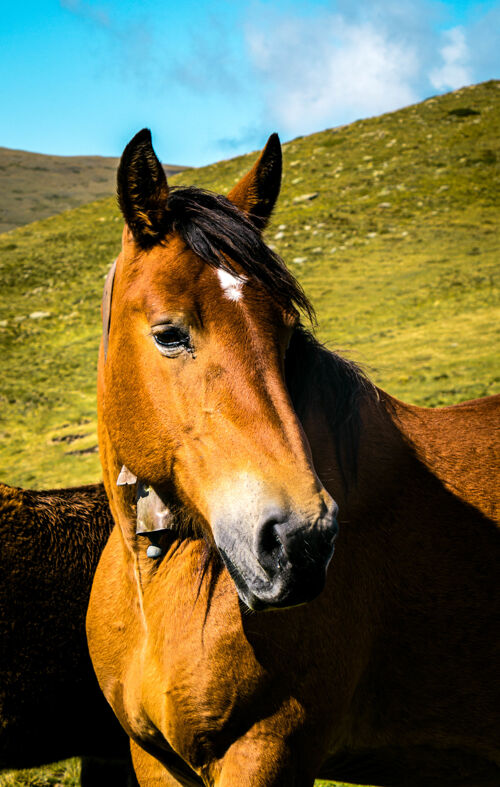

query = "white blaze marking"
[{"left": 217, "top": 268, "right": 246, "bottom": 301}]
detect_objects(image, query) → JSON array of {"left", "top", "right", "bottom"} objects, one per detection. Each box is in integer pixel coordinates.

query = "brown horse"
[
  {"left": 87, "top": 129, "right": 500, "bottom": 786},
  {"left": 0, "top": 482, "right": 137, "bottom": 785}
]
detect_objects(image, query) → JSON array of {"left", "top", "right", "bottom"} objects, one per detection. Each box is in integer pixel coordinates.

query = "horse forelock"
[{"left": 156, "top": 186, "right": 315, "bottom": 322}]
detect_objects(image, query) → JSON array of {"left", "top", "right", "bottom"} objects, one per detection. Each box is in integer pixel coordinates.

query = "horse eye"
[{"left": 152, "top": 326, "right": 190, "bottom": 357}]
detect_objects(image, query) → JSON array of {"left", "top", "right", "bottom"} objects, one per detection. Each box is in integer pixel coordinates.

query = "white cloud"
[
  {"left": 245, "top": 11, "right": 423, "bottom": 137},
  {"left": 429, "top": 27, "right": 472, "bottom": 91},
  {"left": 57, "top": 0, "right": 499, "bottom": 163}
]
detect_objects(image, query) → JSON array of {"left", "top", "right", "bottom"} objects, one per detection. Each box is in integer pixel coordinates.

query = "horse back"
[{"left": 389, "top": 393, "right": 500, "bottom": 525}]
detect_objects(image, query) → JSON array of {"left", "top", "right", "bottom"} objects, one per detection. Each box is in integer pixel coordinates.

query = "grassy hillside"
[
  {"left": 0, "top": 146, "right": 186, "bottom": 232},
  {"left": 0, "top": 74, "right": 498, "bottom": 787}
]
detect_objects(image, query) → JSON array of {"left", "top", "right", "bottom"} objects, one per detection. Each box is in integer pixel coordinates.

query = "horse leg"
[
  {"left": 130, "top": 739, "right": 198, "bottom": 786},
  {"left": 213, "top": 738, "right": 316, "bottom": 787}
]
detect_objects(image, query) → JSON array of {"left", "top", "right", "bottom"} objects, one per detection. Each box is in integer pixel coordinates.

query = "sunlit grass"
[{"left": 0, "top": 759, "right": 80, "bottom": 786}]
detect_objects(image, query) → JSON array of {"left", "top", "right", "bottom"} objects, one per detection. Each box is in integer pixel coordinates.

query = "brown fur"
[
  {"left": 87, "top": 131, "right": 500, "bottom": 786},
  {"left": 0, "top": 482, "right": 137, "bottom": 785}
]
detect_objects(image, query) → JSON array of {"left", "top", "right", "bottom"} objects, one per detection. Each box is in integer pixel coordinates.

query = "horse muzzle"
[{"left": 214, "top": 499, "right": 339, "bottom": 611}]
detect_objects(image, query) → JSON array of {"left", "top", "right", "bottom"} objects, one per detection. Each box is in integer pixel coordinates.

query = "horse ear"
[
  {"left": 227, "top": 133, "right": 282, "bottom": 230},
  {"left": 117, "top": 128, "right": 169, "bottom": 247}
]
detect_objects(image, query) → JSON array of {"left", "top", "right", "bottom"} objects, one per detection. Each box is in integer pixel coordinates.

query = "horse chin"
[{"left": 219, "top": 546, "right": 333, "bottom": 612}]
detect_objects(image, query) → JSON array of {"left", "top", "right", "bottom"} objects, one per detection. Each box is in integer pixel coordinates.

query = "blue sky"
[{"left": 2, "top": 0, "right": 499, "bottom": 166}]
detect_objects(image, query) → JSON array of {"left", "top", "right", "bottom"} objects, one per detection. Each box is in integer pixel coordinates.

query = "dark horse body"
[
  {"left": 0, "top": 482, "right": 136, "bottom": 785},
  {"left": 87, "top": 130, "right": 500, "bottom": 786}
]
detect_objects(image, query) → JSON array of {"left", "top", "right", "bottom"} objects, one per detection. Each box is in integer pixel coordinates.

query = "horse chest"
[
  {"left": 89, "top": 534, "right": 267, "bottom": 764},
  {"left": 139, "top": 584, "right": 265, "bottom": 756}
]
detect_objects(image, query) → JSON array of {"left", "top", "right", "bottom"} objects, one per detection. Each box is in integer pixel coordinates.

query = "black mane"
[
  {"left": 164, "top": 186, "right": 315, "bottom": 322},
  {"left": 285, "top": 327, "right": 376, "bottom": 488}
]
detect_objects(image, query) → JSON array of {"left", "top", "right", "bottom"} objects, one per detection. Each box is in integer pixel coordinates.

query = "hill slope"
[
  {"left": 0, "top": 80, "right": 498, "bottom": 489},
  {"left": 0, "top": 146, "right": 186, "bottom": 232}
]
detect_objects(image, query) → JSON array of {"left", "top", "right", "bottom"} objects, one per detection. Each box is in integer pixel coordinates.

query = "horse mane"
[
  {"left": 162, "top": 186, "right": 315, "bottom": 322},
  {"left": 285, "top": 326, "right": 376, "bottom": 488}
]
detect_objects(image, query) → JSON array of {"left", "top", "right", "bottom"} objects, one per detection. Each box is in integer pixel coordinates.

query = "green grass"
[
  {"left": 0, "top": 759, "right": 80, "bottom": 786},
  {"left": 0, "top": 80, "right": 498, "bottom": 785}
]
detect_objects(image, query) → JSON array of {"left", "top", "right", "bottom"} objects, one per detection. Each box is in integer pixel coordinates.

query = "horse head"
[{"left": 98, "top": 129, "right": 339, "bottom": 611}]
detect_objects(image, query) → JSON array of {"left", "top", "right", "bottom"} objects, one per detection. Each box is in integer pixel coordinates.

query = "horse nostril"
[
  {"left": 254, "top": 502, "right": 339, "bottom": 576},
  {"left": 254, "top": 511, "right": 288, "bottom": 572}
]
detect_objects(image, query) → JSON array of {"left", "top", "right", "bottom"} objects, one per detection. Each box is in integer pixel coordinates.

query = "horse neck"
[
  {"left": 301, "top": 386, "right": 412, "bottom": 522},
  {"left": 348, "top": 391, "right": 418, "bottom": 518},
  {"left": 305, "top": 380, "right": 499, "bottom": 528}
]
